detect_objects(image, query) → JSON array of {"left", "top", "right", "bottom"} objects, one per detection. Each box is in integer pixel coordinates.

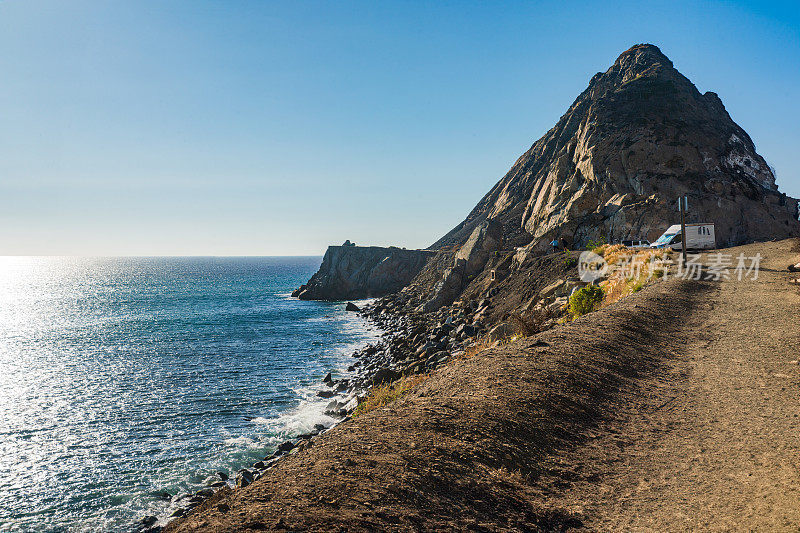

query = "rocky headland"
[
  {"left": 292, "top": 243, "right": 434, "bottom": 301},
  {"left": 159, "top": 44, "right": 800, "bottom": 531}
]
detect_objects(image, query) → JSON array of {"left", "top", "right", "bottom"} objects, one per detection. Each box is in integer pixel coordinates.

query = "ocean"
[{"left": 0, "top": 257, "right": 379, "bottom": 531}]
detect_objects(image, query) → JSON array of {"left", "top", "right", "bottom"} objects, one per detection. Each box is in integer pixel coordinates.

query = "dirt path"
[
  {"left": 167, "top": 239, "right": 799, "bottom": 532},
  {"left": 551, "top": 238, "right": 800, "bottom": 531}
]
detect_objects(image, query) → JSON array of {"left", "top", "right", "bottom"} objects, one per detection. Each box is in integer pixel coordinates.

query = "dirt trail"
[
  {"left": 551, "top": 238, "right": 800, "bottom": 531},
  {"left": 168, "top": 239, "right": 800, "bottom": 532}
]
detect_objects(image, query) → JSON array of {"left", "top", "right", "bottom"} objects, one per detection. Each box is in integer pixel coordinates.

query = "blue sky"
[{"left": 1, "top": 1, "right": 798, "bottom": 255}]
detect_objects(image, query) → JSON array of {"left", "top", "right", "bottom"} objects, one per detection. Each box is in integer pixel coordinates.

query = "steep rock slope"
[{"left": 433, "top": 44, "right": 799, "bottom": 251}]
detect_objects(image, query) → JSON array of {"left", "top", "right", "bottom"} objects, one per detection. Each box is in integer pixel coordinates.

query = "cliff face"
[
  {"left": 294, "top": 246, "right": 434, "bottom": 301},
  {"left": 433, "top": 44, "right": 800, "bottom": 251}
]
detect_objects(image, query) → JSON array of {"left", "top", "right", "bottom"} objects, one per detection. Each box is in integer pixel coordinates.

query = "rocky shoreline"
[
  {"left": 141, "top": 296, "right": 463, "bottom": 532},
  {"left": 153, "top": 239, "right": 685, "bottom": 530},
  {"left": 147, "top": 278, "right": 574, "bottom": 531},
  {"left": 144, "top": 243, "right": 589, "bottom": 531}
]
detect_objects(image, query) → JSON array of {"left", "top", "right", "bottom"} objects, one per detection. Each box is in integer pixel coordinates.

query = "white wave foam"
[{"left": 223, "top": 436, "right": 255, "bottom": 447}]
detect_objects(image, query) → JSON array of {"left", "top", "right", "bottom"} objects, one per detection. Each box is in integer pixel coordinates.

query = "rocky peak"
[
  {"left": 432, "top": 44, "right": 799, "bottom": 251},
  {"left": 614, "top": 43, "right": 673, "bottom": 74},
  {"left": 581, "top": 44, "right": 682, "bottom": 103}
]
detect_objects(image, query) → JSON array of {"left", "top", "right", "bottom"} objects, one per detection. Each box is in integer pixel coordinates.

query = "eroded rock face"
[
  {"left": 418, "top": 220, "right": 504, "bottom": 312},
  {"left": 417, "top": 264, "right": 463, "bottom": 313},
  {"left": 432, "top": 44, "right": 800, "bottom": 251},
  {"left": 296, "top": 246, "right": 434, "bottom": 301},
  {"left": 456, "top": 220, "right": 504, "bottom": 276}
]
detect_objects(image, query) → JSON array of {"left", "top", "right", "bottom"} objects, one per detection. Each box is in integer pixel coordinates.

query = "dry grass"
[
  {"left": 352, "top": 374, "right": 428, "bottom": 417},
  {"left": 593, "top": 243, "right": 628, "bottom": 264},
  {"left": 484, "top": 465, "right": 532, "bottom": 485},
  {"left": 458, "top": 331, "right": 525, "bottom": 362},
  {"left": 508, "top": 313, "right": 537, "bottom": 337},
  {"left": 599, "top": 248, "right": 672, "bottom": 307},
  {"left": 462, "top": 337, "right": 499, "bottom": 359},
  {"left": 601, "top": 276, "right": 633, "bottom": 307}
]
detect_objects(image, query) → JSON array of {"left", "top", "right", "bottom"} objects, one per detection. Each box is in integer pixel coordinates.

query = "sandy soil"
[{"left": 167, "top": 239, "right": 799, "bottom": 532}]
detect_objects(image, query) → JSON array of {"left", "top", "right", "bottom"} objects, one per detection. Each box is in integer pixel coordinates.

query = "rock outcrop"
[
  {"left": 294, "top": 246, "right": 434, "bottom": 301},
  {"left": 418, "top": 220, "right": 504, "bottom": 312},
  {"left": 432, "top": 44, "right": 800, "bottom": 252},
  {"left": 456, "top": 219, "right": 504, "bottom": 276}
]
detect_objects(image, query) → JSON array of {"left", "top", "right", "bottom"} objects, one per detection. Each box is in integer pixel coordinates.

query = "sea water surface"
[{"left": 0, "top": 257, "right": 378, "bottom": 531}]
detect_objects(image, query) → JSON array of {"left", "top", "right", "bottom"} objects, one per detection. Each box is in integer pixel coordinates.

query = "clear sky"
[{"left": 1, "top": 1, "right": 798, "bottom": 255}]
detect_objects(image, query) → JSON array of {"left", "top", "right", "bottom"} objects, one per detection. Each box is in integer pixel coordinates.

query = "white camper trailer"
[{"left": 650, "top": 223, "right": 716, "bottom": 250}]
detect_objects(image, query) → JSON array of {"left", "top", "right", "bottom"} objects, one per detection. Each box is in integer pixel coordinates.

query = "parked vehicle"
[
  {"left": 621, "top": 239, "right": 651, "bottom": 248},
  {"left": 650, "top": 223, "right": 716, "bottom": 250}
]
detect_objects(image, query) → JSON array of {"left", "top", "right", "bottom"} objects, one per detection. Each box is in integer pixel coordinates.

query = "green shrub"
[
  {"left": 585, "top": 239, "right": 602, "bottom": 251},
  {"left": 569, "top": 285, "right": 605, "bottom": 318}
]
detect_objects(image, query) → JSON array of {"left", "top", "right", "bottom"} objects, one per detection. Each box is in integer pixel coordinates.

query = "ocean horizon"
[{"left": 0, "top": 256, "right": 379, "bottom": 531}]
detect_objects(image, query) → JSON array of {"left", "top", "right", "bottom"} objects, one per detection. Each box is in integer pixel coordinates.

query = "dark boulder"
[
  {"left": 277, "top": 441, "right": 296, "bottom": 453},
  {"left": 235, "top": 469, "right": 254, "bottom": 489},
  {"left": 324, "top": 400, "right": 347, "bottom": 417},
  {"left": 291, "top": 284, "right": 306, "bottom": 298},
  {"left": 371, "top": 368, "right": 401, "bottom": 386},
  {"left": 195, "top": 488, "right": 214, "bottom": 498},
  {"left": 455, "top": 324, "right": 477, "bottom": 337}
]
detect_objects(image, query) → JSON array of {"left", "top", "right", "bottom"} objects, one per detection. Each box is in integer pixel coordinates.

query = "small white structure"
[{"left": 651, "top": 223, "right": 716, "bottom": 250}]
